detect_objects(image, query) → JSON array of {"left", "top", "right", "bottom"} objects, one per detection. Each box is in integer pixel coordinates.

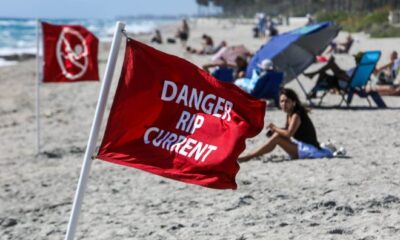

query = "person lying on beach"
[
  {"left": 186, "top": 35, "right": 226, "bottom": 55},
  {"left": 234, "top": 58, "right": 275, "bottom": 93},
  {"left": 305, "top": 52, "right": 363, "bottom": 99},
  {"left": 202, "top": 55, "right": 248, "bottom": 80},
  {"left": 238, "top": 88, "right": 333, "bottom": 162}
]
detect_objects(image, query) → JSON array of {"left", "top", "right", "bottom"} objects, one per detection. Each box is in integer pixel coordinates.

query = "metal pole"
[
  {"left": 36, "top": 19, "right": 41, "bottom": 155},
  {"left": 64, "top": 21, "right": 125, "bottom": 240},
  {"left": 289, "top": 68, "right": 313, "bottom": 105}
]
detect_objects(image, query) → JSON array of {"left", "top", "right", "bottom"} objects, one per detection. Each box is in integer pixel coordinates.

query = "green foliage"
[
  {"left": 195, "top": 0, "right": 400, "bottom": 37},
  {"left": 316, "top": 7, "right": 400, "bottom": 37},
  {"left": 317, "top": 12, "right": 348, "bottom": 23},
  {"left": 369, "top": 23, "right": 400, "bottom": 38}
]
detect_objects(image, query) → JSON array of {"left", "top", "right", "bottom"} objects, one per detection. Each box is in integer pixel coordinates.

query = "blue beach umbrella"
[{"left": 246, "top": 21, "right": 340, "bottom": 83}]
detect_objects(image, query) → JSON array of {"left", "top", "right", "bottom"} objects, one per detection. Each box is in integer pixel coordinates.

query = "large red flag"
[
  {"left": 97, "top": 39, "right": 266, "bottom": 189},
  {"left": 42, "top": 22, "right": 99, "bottom": 83}
]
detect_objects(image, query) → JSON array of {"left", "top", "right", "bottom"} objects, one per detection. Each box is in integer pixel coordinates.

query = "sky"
[{"left": 0, "top": 0, "right": 199, "bottom": 19}]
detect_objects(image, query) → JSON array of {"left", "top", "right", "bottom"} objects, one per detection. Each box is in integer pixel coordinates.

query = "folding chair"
[
  {"left": 311, "top": 51, "right": 386, "bottom": 108},
  {"left": 251, "top": 71, "right": 284, "bottom": 106},
  {"left": 234, "top": 70, "right": 284, "bottom": 106},
  {"left": 212, "top": 67, "right": 234, "bottom": 83}
]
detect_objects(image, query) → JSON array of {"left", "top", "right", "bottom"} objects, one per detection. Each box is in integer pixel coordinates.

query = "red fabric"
[
  {"left": 316, "top": 55, "right": 328, "bottom": 63},
  {"left": 97, "top": 39, "right": 266, "bottom": 189},
  {"left": 42, "top": 22, "right": 99, "bottom": 83}
]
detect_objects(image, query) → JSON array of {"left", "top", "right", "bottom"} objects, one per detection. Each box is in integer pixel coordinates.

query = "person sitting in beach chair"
[
  {"left": 305, "top": 53, "right": 362, "bottom": 99},
  {"left": 306, "top": 51, "right": 386, "bottom": 107},
  {"left": 238, "top": 88, "right": 333, "bottom": 162},
  {"left": 234, "top": 59, "right": 283, "bottom": 105},
  {"left": 327, "top": 34, "right": 354, "bottom": 54}
]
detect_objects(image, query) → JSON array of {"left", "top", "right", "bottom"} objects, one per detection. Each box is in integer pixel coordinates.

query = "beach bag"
[{"left": 167, "top": 38, "right": 176, "bottom": 44}]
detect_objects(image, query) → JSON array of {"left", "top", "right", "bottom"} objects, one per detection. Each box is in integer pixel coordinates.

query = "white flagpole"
[
  {"left": 64, "top": 21, "right": 125, "bottom": 240},
  {"left": 36, "top": 19, "right": 41, "bottom": 155}
]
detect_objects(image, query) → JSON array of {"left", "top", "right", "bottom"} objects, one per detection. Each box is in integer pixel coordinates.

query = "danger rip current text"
[{"left": 143, "top": 80, "right": 235, "bottom": 163}]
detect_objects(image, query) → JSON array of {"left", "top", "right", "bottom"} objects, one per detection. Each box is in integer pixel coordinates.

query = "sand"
[{"left": 1, "top": 18, "right": 400, "bottom": 240}]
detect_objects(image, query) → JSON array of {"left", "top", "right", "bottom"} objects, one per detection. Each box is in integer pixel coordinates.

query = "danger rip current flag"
[
  {"left": 97, "top": 39, "right": 266, "bottom": 189},
  {"left": 42, "top": 22, "right": 99, "bottom": 83}
]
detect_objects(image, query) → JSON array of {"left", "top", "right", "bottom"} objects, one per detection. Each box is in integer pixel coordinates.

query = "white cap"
[{"left": 258, "top": 59, "right": 273, "bottom": 70}]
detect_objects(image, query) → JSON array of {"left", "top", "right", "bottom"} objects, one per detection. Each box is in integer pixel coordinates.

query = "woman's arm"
[
  {"left": 269, "top": 113, "right": 301, "bottom": 138},
  {"left": 377, "top": 61, "right": 394, "bottom": 72}
]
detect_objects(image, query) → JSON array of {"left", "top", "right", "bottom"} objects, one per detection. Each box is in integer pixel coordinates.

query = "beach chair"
[
  {"left": 312, "top": 51, "right": 387, "bottom": 108},
  {"left": 251, "top": 71, "right": 284, "bottom": 106},
  {"left": 235, "top": 70, "right": 283, "bottom": 106},
  {"left": 212, "top": 67, "right": 234, "bottom": 82}
]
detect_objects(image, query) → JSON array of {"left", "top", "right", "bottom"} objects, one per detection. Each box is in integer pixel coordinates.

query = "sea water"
[{"left": 0, "top": 17, "right": 177, "bottom": 67}]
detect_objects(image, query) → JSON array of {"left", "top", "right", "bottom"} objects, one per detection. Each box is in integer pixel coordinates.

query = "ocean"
[{"left": 0, "top": 17, "right": 177, "bottom": 67}]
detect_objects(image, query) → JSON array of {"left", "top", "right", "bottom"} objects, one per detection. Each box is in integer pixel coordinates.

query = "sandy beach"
[{"left": 1, "top": 18, "right": 400, "bottom": 240}]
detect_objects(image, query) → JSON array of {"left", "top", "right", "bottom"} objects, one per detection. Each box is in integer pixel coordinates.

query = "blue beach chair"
[
  {"left": 311, "top": 51, "right": 386, "bottom": 108},
  {"left": 345, "top": 51, "right": 386, "bottom": 108},
  {"left": 251, "top": 71, "right": 284, "bottom": 106},
  {"left": 235, "top": 70, "right": 284, "bottom": 106},
  {"left": 212, "top": 67, "right": 235, "bottom": 82}
]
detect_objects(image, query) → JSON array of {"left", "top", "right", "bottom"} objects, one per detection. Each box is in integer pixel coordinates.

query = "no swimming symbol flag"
[
  {"left": 96, "top": 39, "right": 266, "bottom": 189},
  {"left": 41, "top": 22, "right": 99, "bottom": 83}
]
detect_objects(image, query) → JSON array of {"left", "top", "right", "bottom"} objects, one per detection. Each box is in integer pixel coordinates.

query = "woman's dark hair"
[{"left": 279, "top": 88, "right": 308, "bottom": 115}]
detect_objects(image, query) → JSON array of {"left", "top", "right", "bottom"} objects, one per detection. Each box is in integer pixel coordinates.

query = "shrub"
[{"left": 316, "top": 6, "right": 400, "bottom": 38}]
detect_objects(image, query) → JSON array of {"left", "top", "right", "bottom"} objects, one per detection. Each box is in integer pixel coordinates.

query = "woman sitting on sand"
[
  {"left": 367, "top": 51, "right": 400, "bottom": 96},
  {"left": 150, "top": 29, "right": 163, "bottom": 44},
  {"left": 239, "top": 88, "right": 333, "bottom": 162}
]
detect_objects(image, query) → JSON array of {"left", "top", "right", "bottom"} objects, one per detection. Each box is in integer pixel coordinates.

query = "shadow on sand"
[{"left": 258, "top": 154, "right": 352, "bottom": 163}]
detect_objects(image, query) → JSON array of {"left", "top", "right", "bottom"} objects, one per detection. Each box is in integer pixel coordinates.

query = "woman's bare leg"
[
  {"left": 374, "top": 85, "right": 400, "bottom": 96},
  {"left": 238, "top": 133, "right": 298, "bottom": 162}
]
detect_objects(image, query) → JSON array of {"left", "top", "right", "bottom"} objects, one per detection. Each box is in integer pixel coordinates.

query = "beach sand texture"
[{"left": 1, "top": 18, "right": 400, "bottom": 240}]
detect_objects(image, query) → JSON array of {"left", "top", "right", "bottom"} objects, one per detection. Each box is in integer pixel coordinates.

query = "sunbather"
[
  {"left": 369, "top": 74, "right": 400, "bottom": 96},
  {"left": 234, "top": 59, "right": 274, "bottom": 93},
  {"left": 238, "top": 88, "right": 332, "bottom": 162},
  {"left": 364, "top": 51, "right": 400, "bottom": 96},
  {"left": 186, "top": 35, "right": 226, "bottom": 55},
  {"left": 374, "top": 50, "right": 400, "bottom": 85},
  {"left": 305, "top": 52, "right": 363, "bottom": 98},
  {"left": 150, "top": 29, "right": 163, "bottom": 44},
  {"left": 202, "top": 56, "right": 248, "bottom": 80},
  {"left": 370, "top": 84, "right": 400, "bottom": 96}
]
